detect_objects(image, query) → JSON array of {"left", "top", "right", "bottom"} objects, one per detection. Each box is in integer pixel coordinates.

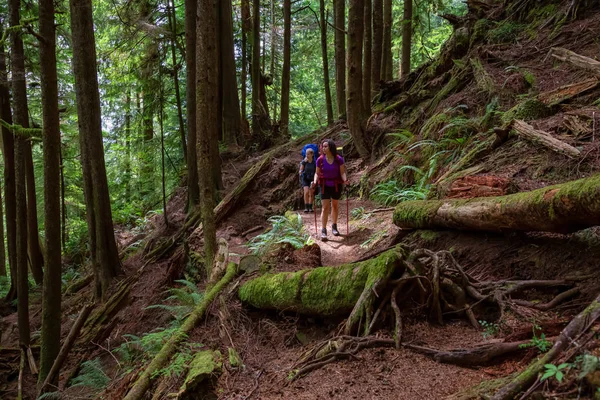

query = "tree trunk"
[
  {"left": 9, "top": 0, "right": 31, "bottom": 346},
  {"left": 371, "top": 0, "right": 383, "bottom": 95},
  {"left": 60, "top": 143, "right": 67, "bottom": 252},
  {"left": 280, "top": 0, "right": 291, "bottom": 137},
  {"left": 362, "top": 0, "right": 372, "bottom": 113},
  {"left": 0, "top": 177, "right": 5, "bottom": 277},
  {"left": 400, "top": 0, "right": 412, "bottom": 77},
  {"left": 241, "top": 0, "right": 250, "bottom": 126},
  {"left": 185, "top": 0, "right": 200, "bottom": 210},
  {"left": 252, "top": 0, "right": 266, "bottom": 137},
  {"left": 0, "top": 29, "right": 17, "bottom": 298},
  {"left": 70, "top": 0, "right": 123, "bottom": 299},
  {"left": 347, "top": 0, "right": 370, "bottom": 158},
  {"left": 334, "top": 0, "right": 346, "bottom": 119},
  {"left": 25, "top": 146, "right": 44, "bottom": 285},
  {"left": 381, "top": 0, "right": 392, "bottom": 81},
  {"left": 38, "top": 0, "right": 62, "bottom": 383},
  {"left": 393, "top": 173, "right": 600, "bottom": 233},
  {"left": 197, "top": 0, "right": 219, "bottom": 271},
  {"left": 220, "top": 0, "right": 241, "bottom": 146},
  {"left": 168, "top": 0, "right": 187, "bottom": 161},
  {"left": 319, "top": 0, "right": 334, "bottom": 125}
]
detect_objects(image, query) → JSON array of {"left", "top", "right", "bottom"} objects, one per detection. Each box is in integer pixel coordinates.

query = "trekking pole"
[
  {"left": 346, "top": 185, "right": 349, "bottom": 236},
  {"left": 314, "top": 190, "right": 318, "bottom": 237}
]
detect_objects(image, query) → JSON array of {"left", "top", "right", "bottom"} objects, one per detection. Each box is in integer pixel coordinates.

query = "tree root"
[{"left": 491, "top": 292, "right": 600, "bottom": 400}]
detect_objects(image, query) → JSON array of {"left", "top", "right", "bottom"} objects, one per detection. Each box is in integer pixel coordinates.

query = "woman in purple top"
[{"left": 311, "top": 139, "right": 348, "bottom": 241}]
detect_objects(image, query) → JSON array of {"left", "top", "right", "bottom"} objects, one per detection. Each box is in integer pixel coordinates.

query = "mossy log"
[
  {"left": 123, "top": 263, "right": 237, "bottom": 400},
  {"left": 512, "top": 120, "right": 580, "bottom": 158},
  {"left": 491, "top": 292, "right": 600, "bottom": 400},
  {"left": 239, "top": 247, "right": 405, "bottom": 334},
  {"left": 394, "top": 173, "right": 600, "bottom": 233}
]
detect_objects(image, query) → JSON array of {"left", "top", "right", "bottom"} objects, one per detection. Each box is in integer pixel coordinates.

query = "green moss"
[
  {"left": 502, "top": 99, "right": 552, "bottom": 126},
  {"left": 419, "top": 113, "right": 449, "bottom": 140},
  {"left": 417, "top": 230, "right": 439, "bottom": 242},
  {"left": 470, "top": 19, "right": 491, "bottom": 49},
  {"left": 238, "top": 247, "right": 403, "bottom": 315},
  {"left": 470, "top": 58, "right": 495, "bottom": 95},
  {"left": 393, "top": 199, "right": 443, "bottom": 228},
  {"left": 487, "top": 21, "right": 526, "bottom": 44},
  {"left": 180, "top": 350, "right": 222, "bottom": 394}
]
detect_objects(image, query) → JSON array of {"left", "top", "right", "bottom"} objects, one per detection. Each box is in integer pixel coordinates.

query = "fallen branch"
[
  {"left": 123, "top": 263, "right": 238, "bottom": 400},
  {"left": 510, "top": 287, "right": 579, "bottom": 311},
  {"left": 538, "top": 78, "right": 599, "bottom": 106},
  {"left": 512, "top": 120, "right": 580, "bottom": 158},
  {"left": 18, "top": 348, "right": 25, "bottom": 400},
  {"left": 38, "top": 303, "right": 94, "bottom": 396},
  {"left": 491, "top": 292, "right": 600, "bottom": 400},
  {"left": 241, "top": 225, "right": 264, "bottom": 237},
  {"left": 27, "top": 346, "right": 38, "bottom": 375},
  {"left": 551, "top": 47, "right": 600, "bottom": 76},
  {"left": 394, "top": 173, "right": 600, "bottom": 233},
  {"left": 404, "top": 339, "right": 539, "bottom": 366}
]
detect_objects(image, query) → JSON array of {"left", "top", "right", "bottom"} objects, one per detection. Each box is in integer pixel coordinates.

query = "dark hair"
[{"left": 322, "top": 139, "right": 337, "bottom": 158}]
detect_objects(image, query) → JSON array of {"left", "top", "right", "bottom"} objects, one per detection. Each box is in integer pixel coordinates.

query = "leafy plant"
[
  {"left": 351, "top": 207, "right": 372, "bottom": 221},
  {"left": 519, "top": 324, "right": 551, "bottom": 353},
  {"left": 70, "top": 358, "right": 110, "bottom": 390},
  {"left": 386, "top": 129, "right": 414, "bottom": 149},
  {"left": 479, "top": 320, "right": 499, "bottom": 339},
  {"left": 146, "top": 279, "right": 204, "bottom": 321},
  {"left": 370, "top": 179, "right": 429, "bottom": 206},
  {"left": 540, "top": 363, "right": 569, "bottom": 383},
  {"left": 247, "top": 212, "right": 314, "bottom": 255}
]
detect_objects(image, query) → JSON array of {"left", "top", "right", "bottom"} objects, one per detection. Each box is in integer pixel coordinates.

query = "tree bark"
[
  {"left": 220, "top": 0, "right": 241, "bottom": 146},
  {"left": 381, "top": 0, "right": 392, "bottom": 81},
  {"left": 371, "top": 0, "right": 383, "bottom": 95},
  {"left": 241, "top": 0, "right": 250, "bottom": 126},
  {"left": 9, "top": 0, "right": 31, "bottom": 346},
  {"left": 167, "top": 0, "right": 187, "bottom": 161},
  {"left": 70, "top": 0, "right": 123, "bottom": 299},
  {"left": 320, "top": 0, "right": 334, "bottom": 125},
  {"left": 38, "top": 0, "right": 62, "bottom": 383},
  {"left": 25, "top": 146, "right": 44, "bottom": 285},
  {"left": 334, "top": 0, "right": 346, "bottom": 119},
  {"left": 280, "top": 0, "right": 291, "bottom": 137},
  {"left": 550, "top": 47, "right": 600, "bottom": 76},
  {"left": 362, "top": 0, "right": 372, "bottom": 113},
  {"left": 0, "top": 30, "right": 17, "bottom": 298},
  {"left": 0, "top": 177, "right": 4, "bottom": 277},
  {"left": 185, "top": 0, "right": 200, "bottom": 210},
  {"left": 251, "top": 0, "right": 270, "bottom": 138},
  {"left": 347, "top": 0, "right": 370, "bottom": 158},
  {"left": 400, "top": 0, "right": 412, "bottom": 77},
  {"left": 394, "top": 173, "right": 600, "bottom": 233},
  {"left": 197, "top": 0, "right": 219, "bottom": 271}
]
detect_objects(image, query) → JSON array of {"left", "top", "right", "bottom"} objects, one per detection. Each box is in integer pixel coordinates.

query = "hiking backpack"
[{"left": 301, "top": 143, "right": 319, "bottom": 159}]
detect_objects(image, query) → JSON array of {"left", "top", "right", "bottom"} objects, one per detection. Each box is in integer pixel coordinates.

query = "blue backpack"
[{"left": 301, "top": 143, "right": 319, "bottom": 159}]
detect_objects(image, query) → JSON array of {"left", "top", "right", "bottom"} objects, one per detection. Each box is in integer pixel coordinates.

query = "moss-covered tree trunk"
[
  {"left": 393, "top": 174, "right": 600, "bottom": 233},
  {"left": 239, "top": 247, "right": 404, "bottom": 316}
]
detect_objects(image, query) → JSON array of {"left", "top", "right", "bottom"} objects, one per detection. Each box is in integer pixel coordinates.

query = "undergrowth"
[{"left": 248, "top": 211, "right": 313, "bottom": 255}]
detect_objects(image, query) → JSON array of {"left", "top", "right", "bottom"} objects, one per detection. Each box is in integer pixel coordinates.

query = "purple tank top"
[{"left": 317, "top": 155, "right": 344, "bottom": 187}]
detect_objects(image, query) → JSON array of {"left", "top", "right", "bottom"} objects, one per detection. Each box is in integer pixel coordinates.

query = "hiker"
[
  {"left": 312, "top": 139, "right": 348, "bottom": 240},
  {"left": 299, "top": 147, "right": 316, "bottom": 213}
]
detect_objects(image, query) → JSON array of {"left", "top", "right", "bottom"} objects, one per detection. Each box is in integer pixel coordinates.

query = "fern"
[
  {"left": 38, "top": 392, "right": 62, "bottom": 400},
  {"left": 70, "top": 358, "right": 110, "bottom": 390},
  {"left": 145, "top": 279, "right": 204, "bottom": 321},
  {"left": 248, "top": 212, "right": 313, "bottom": 255}
]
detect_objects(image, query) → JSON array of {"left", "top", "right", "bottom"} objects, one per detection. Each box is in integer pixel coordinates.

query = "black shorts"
[
  {"left": 320, "top": 185, "right": 342, "bottom": 200},
  {"left": 301, "top": 177, "right": 313, "bottom": 188}
]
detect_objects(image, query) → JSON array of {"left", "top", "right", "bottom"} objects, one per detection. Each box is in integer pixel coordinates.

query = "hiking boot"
[
  {"left": 321, "top": 228, "right": 328, "bottom": 241},
  {"left": 304, "top": 205, "right": 310, "bottom": 213},
  {"left": 308, "top": 204, "right": 313, "bottom": 212},
  {"left": 332, "top": 224, "right": 340, "bottom": 236}
]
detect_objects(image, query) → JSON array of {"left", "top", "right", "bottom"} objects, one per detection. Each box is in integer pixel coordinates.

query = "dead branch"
[
  {"left": 538, "top": 78, "right": 599, "bottom": 106},
  {"left": 510, "top": 287, "right": 579, "bottom": 311},
  {"left": 512, "top": 120, "right": 581, "bottom": 158},
  {"left": 241, "top": 225, "right": 264, "bottom": 237},
  {"left": 550, "top": 47, "right": 600, "bottom": 76},
  {"left": 491, "top": 291, "right": 600, "bottom": 400},
  {"left": 18, "top": 348, "right": 25, "bottom": 400}
]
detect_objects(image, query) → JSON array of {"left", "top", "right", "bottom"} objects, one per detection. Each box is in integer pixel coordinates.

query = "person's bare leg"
[
  {"left": 321, "top": 199, "right": 331, "bottom": 228},
  {"left": 331, "top": 199, "right": 339, "bottom": 225},
  {"left": 303, "top": 187, "right": 309, "bottom": 204}
]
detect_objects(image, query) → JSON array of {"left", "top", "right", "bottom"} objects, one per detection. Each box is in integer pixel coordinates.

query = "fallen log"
[
  {"left": 491, "top": 292, "right": 600, "bottom": 400},
  {"left": 512, "top": 120, "right": 580, "bottom": 158},
  {"left": 393, "top": 173, "right": 600, "bottom": 233},
  {"left": 123, "top": 262, "right": 237, "bottom": 400},
  {"left": 538, "top": 78, "right": 599, "bottom": 106},
  {"left": 551, "top": 47, "right": 600, "bottom": 76},
  {"left": 238, "top": 247, "right": 404, "bottom": 328}
]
